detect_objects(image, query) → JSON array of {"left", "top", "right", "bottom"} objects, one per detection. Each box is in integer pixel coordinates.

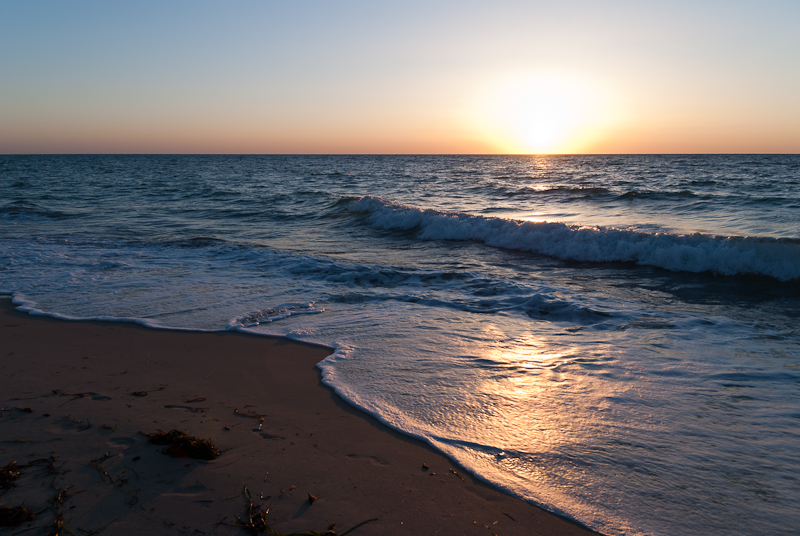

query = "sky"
[{"left": 1, "top": 0, "right": 799, "bottom": 154}]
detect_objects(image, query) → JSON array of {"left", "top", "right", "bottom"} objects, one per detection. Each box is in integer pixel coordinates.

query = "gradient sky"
[{"left": 2, "top": 0, "right": 799, "bottom": 154}]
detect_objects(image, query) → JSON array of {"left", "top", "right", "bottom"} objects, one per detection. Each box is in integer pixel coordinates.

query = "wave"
[
  {"left": 350, "top": 196, "right": 800, "bottom": 282},
  {"left": 518, "top": 186, "right": 612, "bottom": 199},
  {"left": 329, "top": 290, "right": 612, "bottom": 324},
  {"left": 229, "top": 303, "right": 325, "bottom": 328},
  {"left": 0, "top": 202, "right": 72, "bottom": 221},
  {"left": 616, "top": 190, "right": 698, "bottom": 200},
  {"left": 544, "top": 186, "right": 610, "bottom": 196}
]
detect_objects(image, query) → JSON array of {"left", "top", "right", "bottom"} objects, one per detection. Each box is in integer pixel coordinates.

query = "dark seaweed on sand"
[
  {"left": 1, "top": 458, "right": 58, "bottom": 490},
  {"left": 224, "top": 486, "right": 376, "bottom": 536},
  {"left": 0, "top": 462, "right": 22, "bottom": 489},
  {"left": 0, "top": 505, "right": 35, "bottom": 527},
  {"left": 225, "top": 486, "right": 328, "bottom": 535},
  {"left": 0, "top": 458, "right": 66, "bottom": 530},
  {"left": 145, "top": 429, "right": 220, "bottom": 460}
]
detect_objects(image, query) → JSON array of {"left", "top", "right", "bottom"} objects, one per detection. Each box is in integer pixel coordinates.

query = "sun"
[{"left": 471, "top": 72, "right": 605, "bottom": 154}]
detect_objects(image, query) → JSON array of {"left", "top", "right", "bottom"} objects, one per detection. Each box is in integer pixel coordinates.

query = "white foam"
[
  {"left": 8, "top": 292, "right": 216, "bottom": 332},
  {"left": 351, "top": 196, "right": 800, "bottom": 281},
  {"left": 228, "top": 303, "right": 325, "bottom": 328}
]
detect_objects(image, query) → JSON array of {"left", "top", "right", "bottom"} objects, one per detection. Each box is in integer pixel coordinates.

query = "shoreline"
[{"left": 1, "top": 297, "right": 598, "bottom": 535}]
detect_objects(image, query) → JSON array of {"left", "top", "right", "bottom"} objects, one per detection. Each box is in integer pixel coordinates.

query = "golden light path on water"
[{"left": 413, "top": 319, "right": 654, "bottom": 533}]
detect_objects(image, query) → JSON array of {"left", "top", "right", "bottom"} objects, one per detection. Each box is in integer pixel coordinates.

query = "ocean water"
[{"left": 1, "top": 154, "right": 799, "bottom": 535}]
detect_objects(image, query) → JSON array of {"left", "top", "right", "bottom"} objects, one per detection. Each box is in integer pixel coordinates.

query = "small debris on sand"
[{"left": 144, "top": 430, "right": 220, "bottom": 460}]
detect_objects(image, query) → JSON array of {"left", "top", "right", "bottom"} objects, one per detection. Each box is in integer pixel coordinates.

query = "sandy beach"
[{"left": 0, "top": 297, "right": 597, "bottom": 535}]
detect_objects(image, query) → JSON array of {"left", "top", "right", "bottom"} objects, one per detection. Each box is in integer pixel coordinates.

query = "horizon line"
[{"left": 3, "top": 152, "right": 799, "bottom": 157}]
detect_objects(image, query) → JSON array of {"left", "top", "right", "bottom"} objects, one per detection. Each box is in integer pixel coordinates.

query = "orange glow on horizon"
[{"left": 467, "top": 72, "right": 618, "bottom": 155}]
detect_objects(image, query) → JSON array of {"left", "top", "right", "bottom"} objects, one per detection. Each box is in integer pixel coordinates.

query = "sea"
[{"left": 1, "top": 154, "right": 799, "bottom": 536}]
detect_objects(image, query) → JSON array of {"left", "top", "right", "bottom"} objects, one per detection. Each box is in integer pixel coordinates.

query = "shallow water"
[{"left": 2, "top": 155, "right": 799, "bottom": 535}]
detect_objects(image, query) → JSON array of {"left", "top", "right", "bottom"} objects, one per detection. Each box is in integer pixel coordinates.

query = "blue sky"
[{"left": 2, "top": 0, "right": 798, "bottom": 153}]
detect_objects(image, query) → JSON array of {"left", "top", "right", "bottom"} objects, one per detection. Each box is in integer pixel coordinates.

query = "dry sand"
[{"left": 1, "top": 297, "right": 598, "bottom": 536}]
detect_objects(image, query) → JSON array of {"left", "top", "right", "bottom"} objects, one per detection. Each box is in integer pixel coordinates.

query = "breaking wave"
[{"left": 350, "top": 196, "right": 800, "bottom": 281}]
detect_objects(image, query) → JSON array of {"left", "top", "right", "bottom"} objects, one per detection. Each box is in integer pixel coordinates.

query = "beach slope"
[{"left": 0, "top": 298, "right": 597, "bottom": 535}]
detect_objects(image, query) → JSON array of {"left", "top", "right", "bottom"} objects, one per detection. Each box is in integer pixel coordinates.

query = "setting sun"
[{"left": 471, "top": 73, "right": 610, "bottom": 154}]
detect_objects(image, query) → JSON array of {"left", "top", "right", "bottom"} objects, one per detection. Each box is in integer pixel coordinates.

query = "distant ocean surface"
[{"left": 2, "top": 154, "right": 799, "bottom": 536}]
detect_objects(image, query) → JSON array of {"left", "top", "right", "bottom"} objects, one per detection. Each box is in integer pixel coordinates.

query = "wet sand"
[{"left": 0, "top": 297, "right": 598, "bottom": 535}]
